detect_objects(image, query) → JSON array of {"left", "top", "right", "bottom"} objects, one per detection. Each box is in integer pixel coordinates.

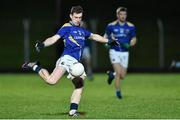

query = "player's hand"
[
  {"left": 108, "top": 40, "right": 119, "bottom": 46},
  {"left": 35, "top": 41, "right": 44, "bottom": 52},
  {"left": 107, "top": 37, "right": 120, "bottom": 46},
  {"left": 107, "top": 35, "right": 120, "bottom": 46}
]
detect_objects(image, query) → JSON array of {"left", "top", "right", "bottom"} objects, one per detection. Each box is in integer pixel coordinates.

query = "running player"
[{"left": 104, "top": 7, "right": 137, "bottom": 99}]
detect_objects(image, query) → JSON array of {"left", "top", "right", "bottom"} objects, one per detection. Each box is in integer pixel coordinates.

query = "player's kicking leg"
[
  {"left": 22, "top": 60, "right": 85, "bottom": 116},
  {"left": 22, "top": 61, "right": 66, "bottom": 84}
]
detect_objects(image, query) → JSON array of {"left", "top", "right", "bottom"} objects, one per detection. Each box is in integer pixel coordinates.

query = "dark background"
[{"left": 0, "top": 0, "right": 180, "bottom": 72}]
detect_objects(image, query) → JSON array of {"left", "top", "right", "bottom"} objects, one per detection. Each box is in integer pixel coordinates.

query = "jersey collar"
[
  {"left": 69, "top": 21, "right": 81, "bottom": 27},
  {"left": 117, "top": 20, "right": 126, "bottom": 26}
]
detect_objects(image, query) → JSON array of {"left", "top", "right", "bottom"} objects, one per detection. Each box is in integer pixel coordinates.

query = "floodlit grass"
[{"left": 0, "top": 73, "right": 180, "bottom": 119}]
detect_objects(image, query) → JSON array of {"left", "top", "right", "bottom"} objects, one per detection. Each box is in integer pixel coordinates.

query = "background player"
[{"left": 104, "top": 7, "right": 137, "bottom": 99}]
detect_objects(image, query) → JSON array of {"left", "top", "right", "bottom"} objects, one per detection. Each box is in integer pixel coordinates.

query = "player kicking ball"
[{"left": 22, "top": 5, "right": 118, "bottom": 116}]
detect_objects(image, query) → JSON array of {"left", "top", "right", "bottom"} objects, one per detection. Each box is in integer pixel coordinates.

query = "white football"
[{"left": 70, "top": 62, "right": 84, "bottom": 77}]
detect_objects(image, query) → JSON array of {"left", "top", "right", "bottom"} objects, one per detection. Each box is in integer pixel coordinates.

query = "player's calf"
[{"left": 69, "top": 77, "right": 84, "bottom": 116}]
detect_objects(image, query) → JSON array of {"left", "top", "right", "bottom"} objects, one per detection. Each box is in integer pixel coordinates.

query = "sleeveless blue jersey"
[
  {"left": 105, "top": 20, "right": 136, "bottom": 52},
  {"left": 57, "top": 22, "right": 91, "bottom": 61}
]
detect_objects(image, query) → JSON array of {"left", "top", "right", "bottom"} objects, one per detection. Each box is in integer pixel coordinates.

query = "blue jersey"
[
  {"left": 105, "top": 20, "right": 136, "bottom": 52},
  {"left": 84, "top": 39, "right": 91, "bottom": 47},
  {"left": 57, "top": 22, "right": 92, "bottom": 61}
]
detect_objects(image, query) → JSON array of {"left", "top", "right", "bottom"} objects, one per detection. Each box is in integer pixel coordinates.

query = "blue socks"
[
  {"left": 116, "top": 91, "right": 122, "bottom": 99},
  {"left": 70, "top": 103, "right": 78, "bottom": 111}
]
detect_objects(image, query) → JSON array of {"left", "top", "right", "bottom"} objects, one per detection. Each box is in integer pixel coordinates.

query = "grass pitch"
[{"left": 0, "top": 73, "right": 180, "bottom": 119}]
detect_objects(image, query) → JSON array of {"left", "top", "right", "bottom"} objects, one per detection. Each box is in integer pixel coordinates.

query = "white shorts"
[
  {"left": 109, "top": 49, "right": 129, "bottom": 68},
  {"left": 56, "top": 55, "right": 86, "bottom": 79},
  {"left": 82, "top": 47, "right": 91, "bottom": 59}
]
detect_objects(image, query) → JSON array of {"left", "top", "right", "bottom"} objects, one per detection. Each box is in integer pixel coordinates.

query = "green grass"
[{"left": 0, "top": 73, "right": 180, "bottom": 119}]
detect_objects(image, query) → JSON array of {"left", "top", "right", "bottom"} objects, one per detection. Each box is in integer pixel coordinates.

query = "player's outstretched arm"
[
  {"left": 89, "top": 33, "right": 108, "bottom": 43},
  {"left": 43, "top": 34, "right": 60, "bottom": 47},
  {"left": 89, "top": 33, "right": 119, "bottom": 47},
  {"left": 35, "top": 34, "right": 60, "bottom": 52}
]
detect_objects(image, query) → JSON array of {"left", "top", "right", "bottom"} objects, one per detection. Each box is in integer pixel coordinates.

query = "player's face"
[
  {"left": 70, "top": 12, "right": 83, "bottom": 26},
  {"left": 117, "top": 11, "right": 127, "bottom": 22}
]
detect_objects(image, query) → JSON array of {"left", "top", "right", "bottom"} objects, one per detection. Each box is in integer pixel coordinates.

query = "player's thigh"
[
  {"left": 119, "top": 65, "right": 127, "bottom": 77},
  {"left": 119, "top": 52, "right": 129, "bottom": 69},
  {"left": 113, "top": 63, "right": 127, "bottom": 77},
  {"left": 48, "top": 66, "right": 66, "bottom": 83},
  {"left": 112, "top": 63, "right": 122, "bottom": 74}
]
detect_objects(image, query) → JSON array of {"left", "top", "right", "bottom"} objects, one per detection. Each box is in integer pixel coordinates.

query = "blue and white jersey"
[
  {"left": 105, "top": 20, "right": 136, "bottom": 52},
  {"left": 56, "top": 22, "right": 92, "bottom": 61}
]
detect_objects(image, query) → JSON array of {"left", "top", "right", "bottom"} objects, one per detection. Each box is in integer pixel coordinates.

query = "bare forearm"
[
  {"left": 43, "top": 35, "right": 60, "bottom": 47},
  {"left": 89, "top": 34, "right": 108, "bottom": 43}
]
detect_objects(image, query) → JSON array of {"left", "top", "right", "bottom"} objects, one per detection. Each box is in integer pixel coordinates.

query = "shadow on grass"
[{"left": 41, "top": 111, "right": 87, "bottom": 116}]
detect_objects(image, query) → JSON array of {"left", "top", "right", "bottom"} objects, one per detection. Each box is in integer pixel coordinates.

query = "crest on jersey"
[
  {"left": 120, "top": 28, "right": 124, "bottom": 33},
  {"left": 113, "top": 29, "right": 119, "bottom": 32}
]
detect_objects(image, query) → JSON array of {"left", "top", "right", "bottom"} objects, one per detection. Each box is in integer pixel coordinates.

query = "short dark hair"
[
  {"left": 116, "top": 7, "right": 127, "bottom": 14},
  {"left": 70, "top": 5, "right": 83, "bottom": 14}
]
